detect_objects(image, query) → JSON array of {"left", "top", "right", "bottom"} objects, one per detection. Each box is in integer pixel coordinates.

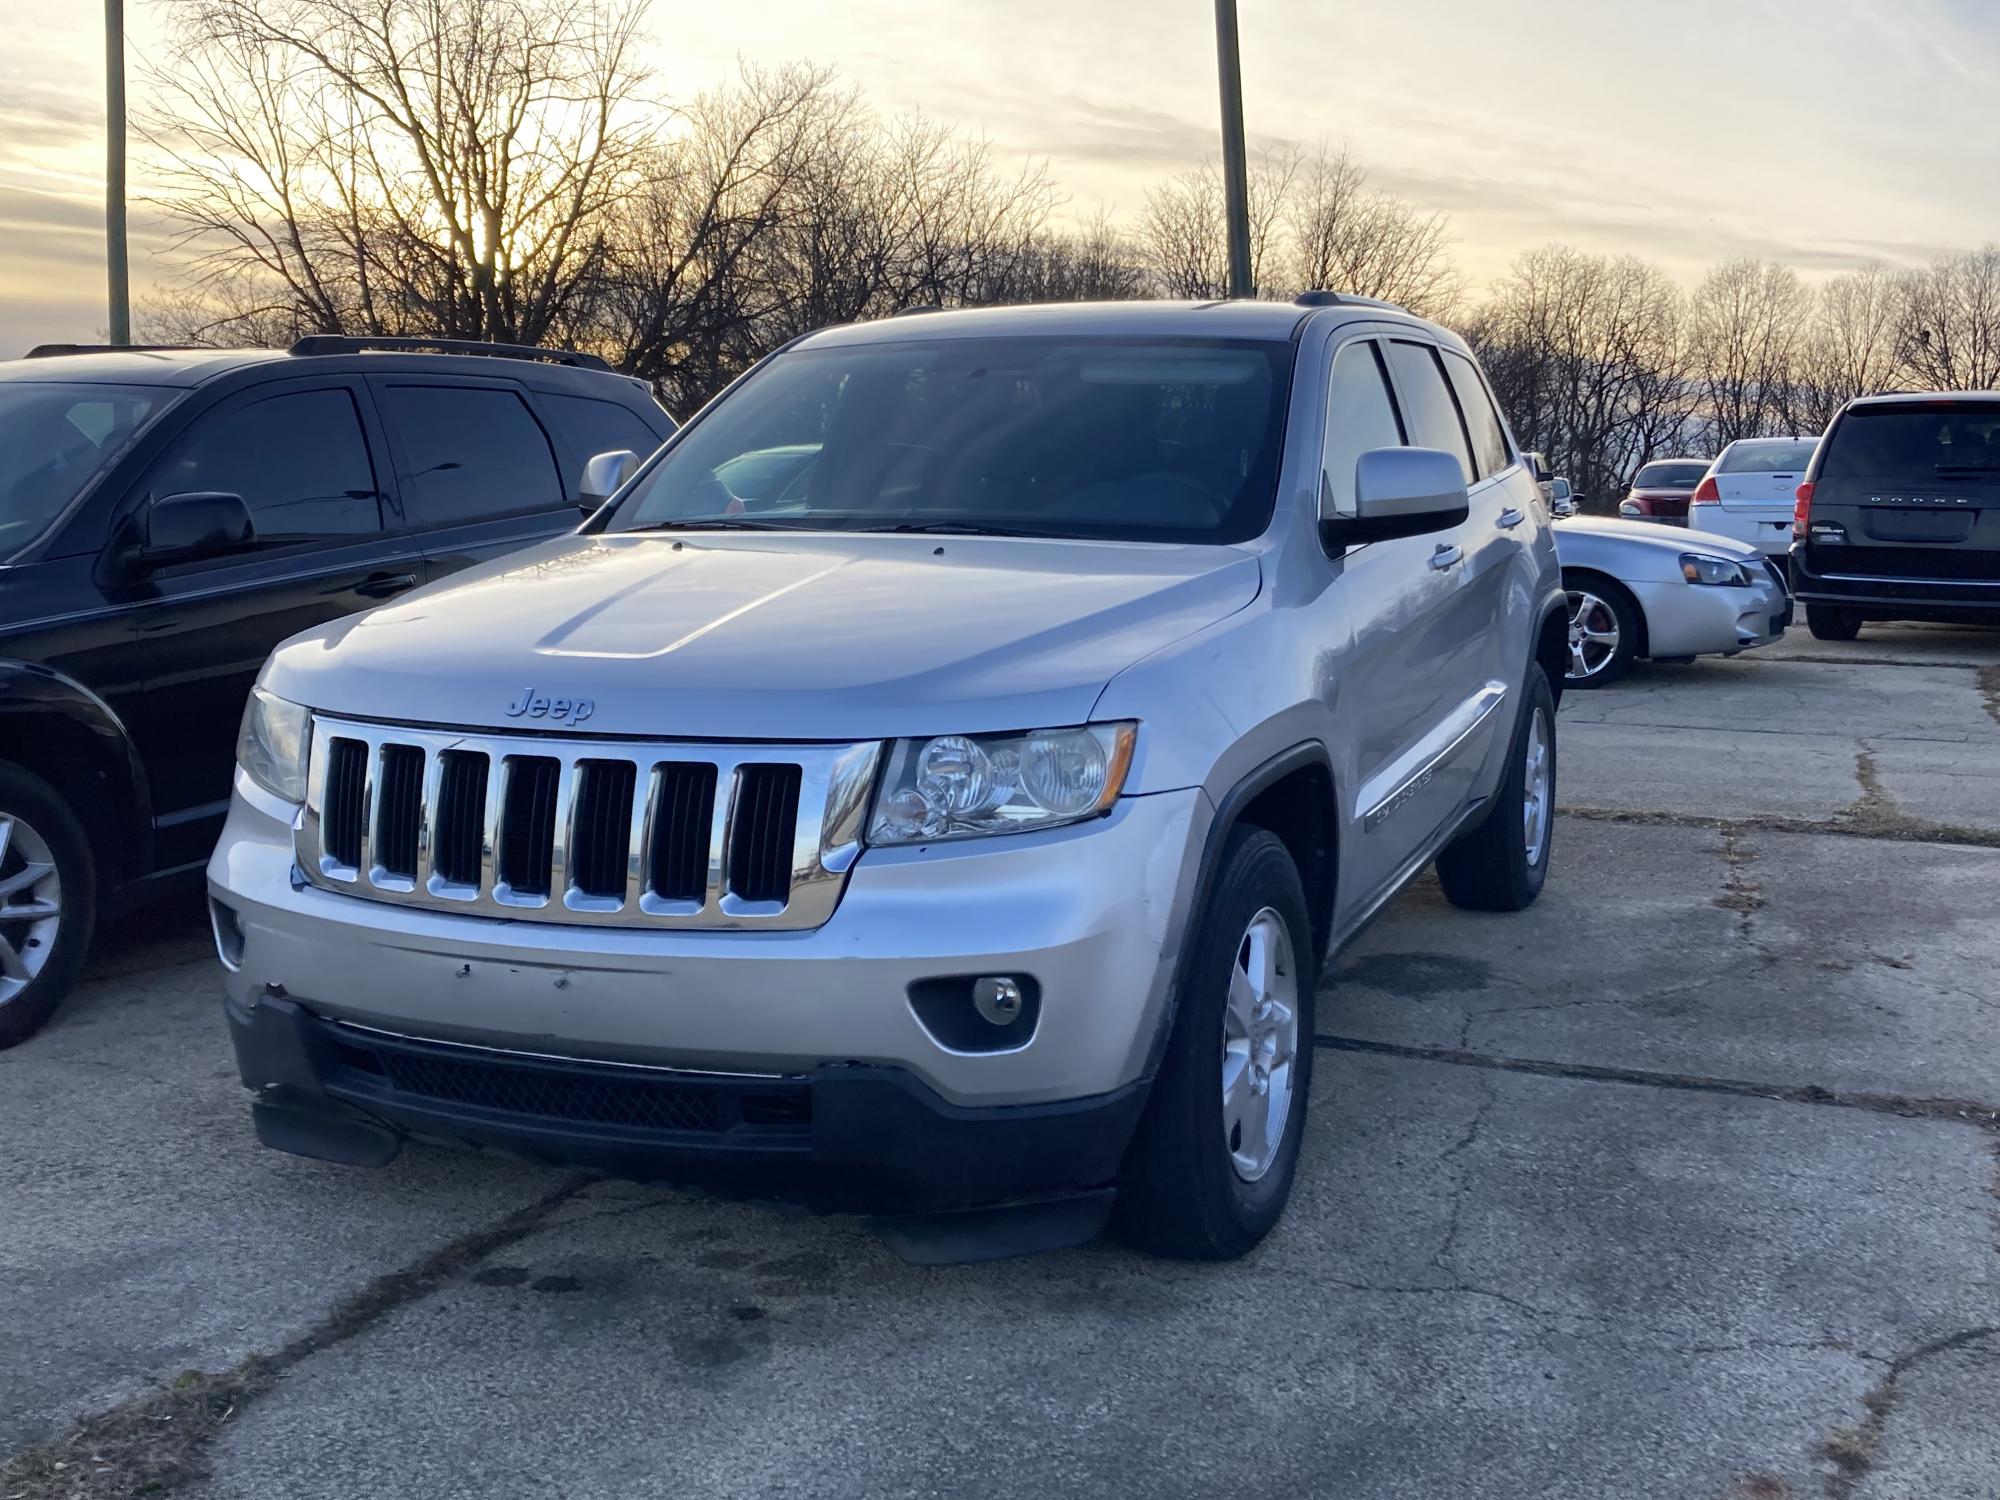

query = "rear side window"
[
  {"left": 154, "top": 388, "right": 380, "bottom": 543},
  {"left": 1821, "top": 405, "right": 2000, "bottom": 479},
  {"left": 540, "top": 392, "right": 671, "bottom": 468},
  {"left": 378, "top": 385, "right": 565, "bottom": 526},
  {"left": 1720, "top": 440, "right": 1817, "bottom": 474},
  {"left": 1384, "top": 341, "right": 1474, "bottom": 484},
  {"left": 1634, "top": 461, "right": 1708, "bottom": 488},
  {"left": 1321, "top": 340, "right": 1405, "bottom": 518},
  {"left": 1442, "top": 351, "right": 1511, "bottom": 479}
]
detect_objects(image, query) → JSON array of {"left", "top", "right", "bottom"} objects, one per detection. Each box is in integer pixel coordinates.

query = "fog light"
[
  {"left": 209, "top": 898, "right": 245, "bottom": 971},
  {"left": 972, "top": 976, "right": 1024, "bottom": 1026}
]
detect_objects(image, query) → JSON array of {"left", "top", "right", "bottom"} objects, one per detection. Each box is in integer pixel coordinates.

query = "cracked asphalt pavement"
[{"left": 4, "top": 623, "right": 1998, "bottom": 1499}]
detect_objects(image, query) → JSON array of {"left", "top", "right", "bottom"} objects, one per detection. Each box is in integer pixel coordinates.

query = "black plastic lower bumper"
[
  {"left": 1789, "top": 551, "right": 2000, "bottom": 620},
  {"left": 226, "top": 994, "right": 1150, "bottom": 1223}
]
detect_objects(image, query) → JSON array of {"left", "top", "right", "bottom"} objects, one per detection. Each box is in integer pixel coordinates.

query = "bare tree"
[
  {"left": 1897, "top": 246, "right": 2000, "bottom": 391},
  {"left": 1139, "top": 148, "right": 1297, "bottom": 299},
  {"left": 143, "top": 0, "right": 654, "bottom": 346},
  {"left": 1792, "top": 263, "right": 1903, "bottom": 432},
  {"left": 1686, "top": 259, "right": 1814, "bottom": 445},
  {"left": 1285, "top": 143, "right": 1463, "bottom": 318}
]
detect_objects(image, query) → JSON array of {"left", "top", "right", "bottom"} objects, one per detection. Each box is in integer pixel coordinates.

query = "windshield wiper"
[{"left": 855, "top": 521, "right": 1057, "bottom": 539}]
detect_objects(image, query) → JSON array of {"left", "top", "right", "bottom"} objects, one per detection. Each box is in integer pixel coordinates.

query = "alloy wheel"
[
  {"left": 1522, "top": 705, "right": 1552, "bottom": 868},
  {"left": 0, "top": 812, "right": 63, "bottom": 1006},
  {"left": 1221, "top": 907, "right": 1299, "bottom": 1182},
  {"left": 1566, "top": 591, "right": 1620, "bottom": 681}
]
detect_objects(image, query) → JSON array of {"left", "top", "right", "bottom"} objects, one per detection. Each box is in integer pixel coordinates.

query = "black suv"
[
  {"left": 0, "top": 337, "right": 673, "bottom": 1045},
  {"left": 1791, "top": 392, "right": 2000, "bottom": 640}
]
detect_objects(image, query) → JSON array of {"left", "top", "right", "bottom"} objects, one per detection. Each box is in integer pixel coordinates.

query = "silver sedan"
[{"left": 1553, "top": 516, "right": 1791, "bottom": 688}]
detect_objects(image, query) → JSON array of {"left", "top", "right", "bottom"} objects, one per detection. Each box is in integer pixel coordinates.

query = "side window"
[
  {"left": 153, "top": 388, "right": 381, "bottom": 544},
  {"left": 1321, "top": 340, "right": 1405, "bottom": 518},
  {"left": 540, "top": 392, "right": 672, "bottom": 469},
  {"left": 1443, "top": 351, "right": 1512, "bottom": 480},
  {"left": 377, "top": 385, "right": 565, "bottom": 526},
  {"left": 1383, "top": 340, "right": 1475, "bottom": 485}
]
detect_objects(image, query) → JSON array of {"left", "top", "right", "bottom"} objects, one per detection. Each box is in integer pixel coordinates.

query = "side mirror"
[
  {"left": 140, "top": 491, "right": 255, "bottom": 568},
  {"left": 1321, "top": 447, "right": 1470, "bottom": 548},
  {"left": 1526, "top": 450, "right": 1553, "bottom": 485},
  {"left": 579, "top": 449, "right": 640, "bottom": 509}
]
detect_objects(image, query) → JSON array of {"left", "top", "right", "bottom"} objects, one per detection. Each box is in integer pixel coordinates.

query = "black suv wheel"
[
  {"left": 0, "top": 764, "right": 97, "bottom": 1048},
  {"left": 1806, "top": 603, "right": 1863, "bottom": 642}
]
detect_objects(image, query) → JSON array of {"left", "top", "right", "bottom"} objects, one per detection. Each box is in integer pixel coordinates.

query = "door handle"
[
  {"left": 1497, "top": 507, "right": 1525, "bottom": 529},
  {"left": 354, "top": 571, "right": 419, "bottom": 599},
  {"left": 1429, "top": 543, "right": 1463, "bottom": 571}
]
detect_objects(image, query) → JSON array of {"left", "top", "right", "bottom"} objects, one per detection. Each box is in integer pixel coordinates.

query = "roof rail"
[
  {"left": 287, "top": 335, "right": 612, "bottom": 371},
  {"left": 891, "top": 304, "right": 946, "bottom": 317},
  {"left": 1293, "top": 290, "right": 1409, "bottom": 313},
  {"left": 24, "top": 343, "right": 203, "bottom": 358}
]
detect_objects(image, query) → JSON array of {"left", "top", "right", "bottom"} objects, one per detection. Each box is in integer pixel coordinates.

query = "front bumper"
[
  {"left": 227, "top": 993, "right": 1149, "bottom": 1218},
  {"left": 209, "top": 772, "right": 1207, "bottom": 1110},
  {"left": 1629, "top": 568, "right": 1790, "bottom": 659}
]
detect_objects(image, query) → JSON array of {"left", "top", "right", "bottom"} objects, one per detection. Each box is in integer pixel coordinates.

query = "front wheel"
[
  {"left": 1115, "top": 827, "right": 1317, "bottom": 1259},
  {"left": 1561, "top": 572, "right": 1640, "bottom": 688},
  {"left": 1435, "top": 665, "right": 1557, "bottom": 913},
  {"left": 0, "top": 764, "right": 98, "bottom": 1049},
  {"left": 1806, "top": 603, "right": 1863, "bottom": 642}
]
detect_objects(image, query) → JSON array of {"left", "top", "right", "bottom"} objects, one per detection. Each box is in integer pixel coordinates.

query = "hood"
[
  {"left": 1557, "top": 515, "right": 1762, "bottom": 560},
  {"left": 263, "top": 532, "right": 1263, "bottom": 740}
]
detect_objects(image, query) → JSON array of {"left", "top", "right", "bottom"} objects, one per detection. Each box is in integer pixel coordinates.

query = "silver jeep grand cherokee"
[{"left": 210, "top": 298, "right": 1570, "bottom": 1262}]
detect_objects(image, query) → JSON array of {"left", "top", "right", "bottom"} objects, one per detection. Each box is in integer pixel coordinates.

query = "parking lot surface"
[{"left": 4, "top": 625, "right": 1997, "bottom": 1499}]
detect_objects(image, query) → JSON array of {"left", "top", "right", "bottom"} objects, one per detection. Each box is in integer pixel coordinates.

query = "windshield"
[
  {"left": 1720, "top": 440, "right": 1816, "bottom": 474},
  {"left": 0, "top": 382, "right": 177, "bottom": 557},
  {"left": 604, "top": 335, "right": 1297, "bottom": 544},
  {"left": 1823, "top": 404, "right": 2000, "bottom": 478},
  {"left": 1633, "top": 461, "right": 1708, "bottom": 489}
]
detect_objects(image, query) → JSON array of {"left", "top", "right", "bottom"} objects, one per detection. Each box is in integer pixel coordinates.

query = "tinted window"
[
  {"left": 1822, "top": 405, "right": 2000, "bottom": 479},
  {"left": 155, "top": 388, "right": 380, "bottom": 543},
  {"left": 607, "top": 337, "right": 1297, "bottom": 545},
  {"left": 1442, "top": 351, "right": 1511, "bottom": 479},
  {"left": 379, "top": 386, "right": 564, "bottom": 526},
  {"left": 0, "top": 382, "right": 176, "bottom": 558},
  {"left": 1383, "top": 341, "right": 1474, "bottom": 484},
  {"left": 1634, "top": 461, "right": 1709, "bottom": 488},
  {"left": 540, "top": 392, "right": 671, "bottom": 469},
  {"left": 1719, "top": 440, "right": 1816, "bottom": 474},
  {"left": 1321, "top": 340, "right": 1404, "bottom": 518}
]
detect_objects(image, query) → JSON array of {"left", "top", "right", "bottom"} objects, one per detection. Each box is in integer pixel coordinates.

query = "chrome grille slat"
[{"left": 297, "top": 718, "right": 879, "bottom": 932}]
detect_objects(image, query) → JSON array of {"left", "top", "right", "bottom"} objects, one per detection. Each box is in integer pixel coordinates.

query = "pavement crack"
[
  {"left": 1818, "top": 1327, "right": 2000, "bottom": 1498},
  {"left": 1314, "top": 1034, "right": 2000, "bottom": 1133},
  {"left": 1713, "top": 824, "right": 1768, "bottom": 946},
  {"left": 1559, "top": 804, "right": 2000, "bottom": 852},
  {"left": 1978, "top": 665, "right": 2000, "bottom": 731},
  {"left": 1427, "top": 1074, "right": 1495, "bottom": 1277},
  {"left": 0, "top": 1174, "right": 592, "bottom": 1500}
]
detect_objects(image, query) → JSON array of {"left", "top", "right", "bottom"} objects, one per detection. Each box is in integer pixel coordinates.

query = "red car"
[{"left": 1618, "top": 458, "right": 1711, "bottom": 525}]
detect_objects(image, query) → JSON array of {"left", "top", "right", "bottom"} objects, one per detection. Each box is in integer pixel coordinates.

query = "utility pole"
[
  {"left": 105, "top": 0, "right": 130, "bottom": 345},
  {"left": 1213, "top": 0, "right": 1253, "bottom": 299}
]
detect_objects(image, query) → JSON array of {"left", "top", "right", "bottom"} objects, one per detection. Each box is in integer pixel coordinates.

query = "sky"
[{"left": 2, "top": 0, "right": 1997, "bottom": 355}]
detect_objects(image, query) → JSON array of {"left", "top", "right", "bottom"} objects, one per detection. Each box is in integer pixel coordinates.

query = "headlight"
[
  {"left": 1618, "top": 500, "right": 1642, "bottom": 516},
  {"left": 237, "top": 688, "right": 312, "bottom": 802},
  {"left": 867, "top": 723, "right": 1137, "bottom": 845},
  {"left": 1679, "top": 552, "right": 1752, "bottom": 587}
]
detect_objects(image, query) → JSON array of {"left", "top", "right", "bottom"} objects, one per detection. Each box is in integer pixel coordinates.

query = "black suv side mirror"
[
  {"left": 1320, "top": 447, "right": 1471, "bottom": 548},
  {"left": 141, "top": 491, "right": 257, "bottom": 568}
]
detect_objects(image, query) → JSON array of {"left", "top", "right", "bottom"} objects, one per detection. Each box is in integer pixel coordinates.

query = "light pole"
[
  {"left": 1213, "top": 0, "right": 1253, "bottom": 299},
  {"left": 106, "top": 0, "right": 130, "bottom": 345}
]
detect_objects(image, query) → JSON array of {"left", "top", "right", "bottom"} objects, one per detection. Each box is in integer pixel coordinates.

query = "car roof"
[
  {"left": 1725, "top": 435, "right": 1814, "bottom": 446},
  {"left": 0, "top": 344, "right": 647, "bottom": 394},
  {"left": 795, "top": 300, "right": 1323, "bottom": 350},
  {"left": 1848, "top": 390, "right": 2000, "bottom": 408}
]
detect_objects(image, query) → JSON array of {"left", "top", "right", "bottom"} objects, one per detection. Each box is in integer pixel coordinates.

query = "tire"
[
  {"left": 1561, "top": 571, "right": 1641, "bottom": 688},
  {"left": 0, "top": 764, "right": 98, "bottom": 1049},
  {"left": 1435, "top": 665, "right": 1557, "bottom": 914},
  {"left": 1807, "top": 604, "right": 1863, "bottom": 642},
  {"left": 1115, "top": 827, "right": 1317, "bottom": 1260}
]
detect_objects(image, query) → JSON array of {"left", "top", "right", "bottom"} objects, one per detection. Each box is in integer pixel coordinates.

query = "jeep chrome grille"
[{"left": 296, "top": 717, "right": 880, "bottom": 930}]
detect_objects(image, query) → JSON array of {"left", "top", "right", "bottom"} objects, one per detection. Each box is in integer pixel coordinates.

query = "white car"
[{"left": 1687, "top": 437, "right": 1818, "bottom": 557}]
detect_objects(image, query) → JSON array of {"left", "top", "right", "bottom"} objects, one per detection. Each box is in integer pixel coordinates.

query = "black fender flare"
[
  {"left": 0, "top": 659, "right": 155, "bottom": 884},
  {"left": 1140, "top": 741, "right": 1338, "bottom": 1080}
]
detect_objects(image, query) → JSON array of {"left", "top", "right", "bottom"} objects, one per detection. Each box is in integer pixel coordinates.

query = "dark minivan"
[
  {"left": 1790, "top": 393, "right": 2000, "bottom": 640},
  {"left": 0, "top": 338, "right": 673, "bottom": 1045}
]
